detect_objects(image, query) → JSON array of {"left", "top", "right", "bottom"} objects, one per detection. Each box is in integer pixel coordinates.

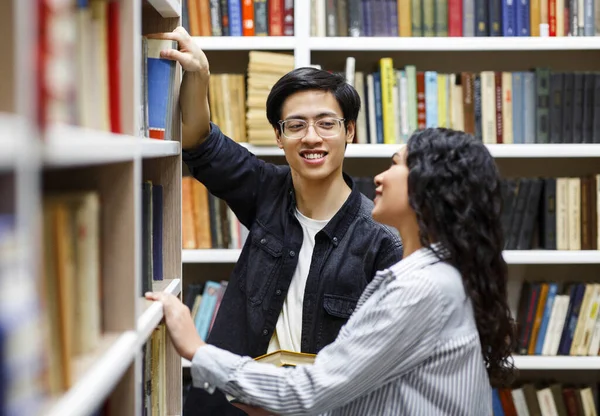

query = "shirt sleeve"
[
  {"left": 190, "top": 270, "right": 449, "bottom": 415},
  {"left": 181, "top": 122, "right": 282, "bottom": 228}
]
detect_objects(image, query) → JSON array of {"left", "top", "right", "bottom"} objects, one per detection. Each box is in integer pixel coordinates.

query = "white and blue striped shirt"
[{"left": 191, "top": 245, "right": 493, "bottom": 415}]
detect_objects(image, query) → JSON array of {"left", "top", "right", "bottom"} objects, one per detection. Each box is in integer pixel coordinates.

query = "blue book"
[
  {"left": 535, "top": 283, "right": 558, "bottom": 354},
  {"left": 228, "top": 0, "right": 243, "bottom": 36},
  {"left": 144, "top": 38, "right": 177, "bottom": 140},
  {"left": 424, "top": 71, "right": 438, "bottom": 128},
  {"left": 492, "top": 389, "right": 505, "bottom": 415},
  {"left": 512, "top": 72, "right": 524, "bottom": 144},
  {"left": 194, "top": 281, "right": 222, "bottom": 340},
  {"left": 515, "top": 0, "right": 530, "bottom": 36},
  {"left": 373, "top": 72, "right": 384, "bottom": 144}
]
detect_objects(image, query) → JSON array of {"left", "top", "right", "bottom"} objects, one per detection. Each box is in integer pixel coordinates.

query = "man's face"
[{"left": 275, "top": 90, "right": 354, "bottom": 182}]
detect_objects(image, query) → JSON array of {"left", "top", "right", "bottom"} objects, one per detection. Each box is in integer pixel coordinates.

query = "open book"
[{"left": 226, "top": 349, "right": 316, "bottom": 402}]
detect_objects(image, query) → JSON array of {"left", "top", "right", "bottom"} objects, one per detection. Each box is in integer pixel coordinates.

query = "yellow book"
[
  {"left": 226, "top": 350, "right": 316, "bottom": 402},
  {"left": 379, "top": 58, "right": 397, "bottom": 144},
  {"left": 437, "top": 74, "right": 448, "bottom": 128}
]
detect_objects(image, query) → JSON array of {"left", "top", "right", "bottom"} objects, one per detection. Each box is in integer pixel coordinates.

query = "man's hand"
[
  {"left": 147, "top": 26, "right": 209, "bottom": 75},
  {"left": 145, "top": 291, "right": 204, "bottom": 361}
]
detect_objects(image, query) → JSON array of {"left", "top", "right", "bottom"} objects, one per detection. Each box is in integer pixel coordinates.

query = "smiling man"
[{"left": 157, "top": 27, "right": 403, "bottom": 415}]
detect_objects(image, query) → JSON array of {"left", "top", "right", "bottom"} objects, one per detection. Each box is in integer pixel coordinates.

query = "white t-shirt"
[{"left": 267, "top": 208, "right": 330, "bottom": 353}]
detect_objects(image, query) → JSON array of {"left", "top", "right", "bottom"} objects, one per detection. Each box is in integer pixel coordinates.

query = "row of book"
[
  {"left": 312, "top": 0, "right": 598, "bottom": 37},
  {"left": 516, "top": 281, "right": 600, "bottom": 357},
  {"left": 503, "top": 175, "right": 599, "bottom": 251},
  {"left": 493, "top": 383, "right": 598, "bottom": 415},
  {"left": 181, "top": 175, "right": 376, "bottom": 250},
  {"left": 183, "top": 0, "right": 294, "bottom": 37},
  {"left": 36, "top": 0, "right": 178, "bottom": 140},
  {"left": 38, "top": 0, "right": 121, "bottom": 133},
  {"left": 341, "top": 57, "right": 600, "bottom": 146}
]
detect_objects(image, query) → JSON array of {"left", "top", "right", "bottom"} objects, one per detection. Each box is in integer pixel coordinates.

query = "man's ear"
[
  {"left": 275, "top": 127, "right": 284, "bottom": 149},
  {"left": 346, "top": 120, "right": 356, "bottom": 144}
]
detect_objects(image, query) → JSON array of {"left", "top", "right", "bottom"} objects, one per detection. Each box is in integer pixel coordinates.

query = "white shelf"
[
  {"left": 183, "top": 249, "right": 600, "bottom": 264},
  {"left": 192, "top": 36, "right": 296, "bottom": 50},
  {"left": 513, "top": 355, "right": 600, "bottom": 370},
  {"left": 241, "top": 143, "right": 600, "bottom": 159},
  {"left": 137, "top": 278, "right": 182, "bottom": 343},
  {"left": 43, "top": 124, "right": 138, "bottom": 167},
  {"left": 504, "top": 250, "right": 600, "bottom": 264},
  {"left": 0, "top": 113, "right": 28, "bottom": 170},
  {"left": 44, "top": 331, "right": 139, "bottom": 416},
  {"left": 146, "top": 0, "right": 181, "bottom": 18},
  {"left": 140, "top": 138, "right": 180, "bottom": 158},
  {"left": 183, "top": 249, "right": 241, "bottom": 263},
  {"left": 309, "top": 36, "right": 600, "bottom": 52}
]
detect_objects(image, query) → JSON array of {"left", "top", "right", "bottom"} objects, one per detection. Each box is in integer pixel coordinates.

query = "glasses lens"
[
  {"left": 315, "top": 118, "right": 342, "bottom": 138},
  {"left": 282, "top": 120, "right": 307, "bottom": 139}
]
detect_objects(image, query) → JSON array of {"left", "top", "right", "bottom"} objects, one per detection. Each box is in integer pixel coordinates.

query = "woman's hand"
[
  {"left": 146, "top": 26, "right": 210, "bottom": 75},
  {"left": 145, "top": 291, "right": 204, "bottom": 361}
]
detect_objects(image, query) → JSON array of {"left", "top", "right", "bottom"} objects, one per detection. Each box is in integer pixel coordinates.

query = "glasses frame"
[{"left": 277, "top": 117, "right": 346, "bottom": 140}]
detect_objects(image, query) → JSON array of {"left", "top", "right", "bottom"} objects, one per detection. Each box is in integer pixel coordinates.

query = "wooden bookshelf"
[{"left": 1, "top": 0, "right": 184, "bottom": 415}]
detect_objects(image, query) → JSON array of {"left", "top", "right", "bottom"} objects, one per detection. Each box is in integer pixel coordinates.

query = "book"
[{"left": 226, "top": 350, "right": 316, "bottom": 402}]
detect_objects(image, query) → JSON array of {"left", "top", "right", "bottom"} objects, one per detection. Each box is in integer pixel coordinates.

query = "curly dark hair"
[{"left": 405, "top": 128, "right": 517, "bottom": 387}]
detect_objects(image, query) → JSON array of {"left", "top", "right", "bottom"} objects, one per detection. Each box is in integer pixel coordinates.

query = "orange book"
[
  {"left": 242, "top": 0, "right": 255, "bottom": 36},
  {"left": 191, "top": 179, "right": 212, "bottom": 249},
  {"left": 398, "top": 0, "right": 412, "bottom": 36},
  {"left": 187, "top": 0, "right": 200, "bottom": 36},
  {"left": 528, "top": 283, "right": 549, "bottom": 355},
  {"left": 198, "top": 0, "right": 212, "bottom": 36}
]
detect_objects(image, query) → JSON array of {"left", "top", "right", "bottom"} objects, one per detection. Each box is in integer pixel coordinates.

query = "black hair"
[
  {"left": 406, "top": 128, "right": 517, "bottom": 387},
  {"left": 266, "top": 67, "right": 360, "bottom": 131}
]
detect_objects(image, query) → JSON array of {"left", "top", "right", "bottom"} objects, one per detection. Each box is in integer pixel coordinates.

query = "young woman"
[{"left": 147, "top": 127, "right": 516, "bottom": 415}]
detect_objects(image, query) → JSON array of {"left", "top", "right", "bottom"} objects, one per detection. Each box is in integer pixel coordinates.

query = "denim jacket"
[{"left": 181, "top": 123, "right": 403, "bottom": 414}]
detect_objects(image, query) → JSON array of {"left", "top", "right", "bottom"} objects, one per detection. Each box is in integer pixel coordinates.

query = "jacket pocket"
[
  {"left": 323, "top": 294, "right": 359, "bottom": 319},
  {"left": 238, "top": 223, "right": 283, "bottom": 305}
]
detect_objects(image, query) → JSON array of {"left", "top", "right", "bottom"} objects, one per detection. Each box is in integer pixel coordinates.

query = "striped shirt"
[{"left": 190, "top": 245, "right": 493, "bottom": 415}]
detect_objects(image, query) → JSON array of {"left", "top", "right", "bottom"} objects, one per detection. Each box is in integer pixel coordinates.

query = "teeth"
[{"left": 303, "top": 153, "right": 324, "bottom": 159}]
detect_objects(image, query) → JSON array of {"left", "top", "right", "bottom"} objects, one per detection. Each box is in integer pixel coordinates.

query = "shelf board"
[
  {"left": 182, "top": 249, "right": 600, "bottom": 264},
  {"left": 513, "top": 355, "right": 600, "bottom": 370},
  {"left": 44, "top": 331, "right": 139, "bottom": 416},
  {"left": 0, "top": 113, "right": 28, "bottom": 170},
  {"left": 309, "top": 36, "right": 600, "bottom": 51},
  {"left": 192, "top": 36, "right": 296, "bottom": 50},
  {"left": 140, "top": 138, "right": 181, "bottom": 158},
  {"left": 182, "top": 357, "right": 191, "bottom": 368},
  {"left": 137, "top": 278, "right": 182, "bottom": 343},
  {"left": 504, "top": 250, "right": 600, "bottom": 264},
  {"left": 43, "top": 124, "right": 138, "bottom": 167},
  {"left": 146, "top": 0, "right": 181, "bottom": 17},
  {"left": 240, "top": 143, "right": 600, "bottom": 159},
  {"left": 183, "top": 249, "right": 242, "bottom": 263}
]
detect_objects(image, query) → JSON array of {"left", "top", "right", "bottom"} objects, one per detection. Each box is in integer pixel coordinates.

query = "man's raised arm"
[{"left": 149, "top": 26, "right": 211, "bottom": 150}]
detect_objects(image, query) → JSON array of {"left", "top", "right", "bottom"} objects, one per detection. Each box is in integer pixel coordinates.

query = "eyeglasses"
[{"left": 278, "top": 117, "right": 346, "bottom": 140}]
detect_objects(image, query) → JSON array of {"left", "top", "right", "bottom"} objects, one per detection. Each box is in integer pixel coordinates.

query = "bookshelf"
[
  {"left": 1, "top": 0, "right": 184, "bottom": 415},
  {"left": 182, "top": 0, "right": 600, "bottom": 410}
]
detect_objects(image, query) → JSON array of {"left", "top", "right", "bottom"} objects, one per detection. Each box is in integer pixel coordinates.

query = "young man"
[{"left": 156, "top": 27, "right": 403, "bottom": 415}]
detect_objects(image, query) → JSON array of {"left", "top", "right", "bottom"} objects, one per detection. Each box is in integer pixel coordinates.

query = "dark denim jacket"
[{"left": 182, "top": 123, "right": 403, "bottom": 415}]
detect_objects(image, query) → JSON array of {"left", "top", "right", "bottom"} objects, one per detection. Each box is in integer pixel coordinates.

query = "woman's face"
[{"left": 372, "top": 146, "right": 413, "bottom": 228}]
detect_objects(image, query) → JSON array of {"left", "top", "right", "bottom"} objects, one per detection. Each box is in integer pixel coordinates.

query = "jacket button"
[
  {"left": 260, "top": 238, "right": 267, "bottom": 244},
  {"left": 289, "top": 250, "right": 295, "bottom": 257},
  {"left": 332, "top": 237, "right": 338, "bottom": 246},
  {"left": 275, "top": 289, "right": 282, "bottom": 296},
  {"left": 262, "top": 329, "right": 269, "bottom": 336}
]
